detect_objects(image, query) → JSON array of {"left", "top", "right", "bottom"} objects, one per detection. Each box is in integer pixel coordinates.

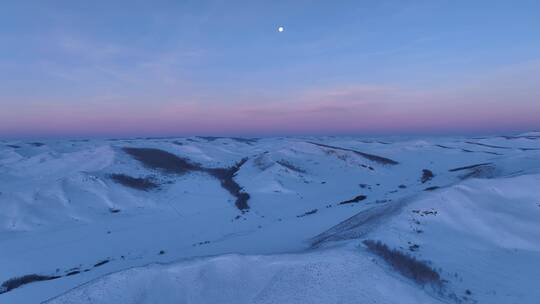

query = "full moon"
[{"left": 278, "top": 26, "right": 284, "bottom": 32}]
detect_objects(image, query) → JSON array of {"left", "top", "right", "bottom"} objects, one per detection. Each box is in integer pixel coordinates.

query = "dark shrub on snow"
[
  {"left": 1, "top": 274, "right": 60, "bottom": 293},
  {"left": 110, "top": 174, "right": 159, "bottom": 191},
  {"left": 363, "top": 240, "right": 442, "bottom": 286},
  {"left": 420, "top": 169, "right": 434, "bottom": 183}
]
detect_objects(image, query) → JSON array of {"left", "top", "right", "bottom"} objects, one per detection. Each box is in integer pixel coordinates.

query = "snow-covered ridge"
[
  {"left": 0, "top": 135, "right": 539, "bottom": 303},
  {"left": 46, "top": 173, "right": 540, "bottom": 304},
  {"left": 45, "top": 248, "right": 439, "bottom": 304}
]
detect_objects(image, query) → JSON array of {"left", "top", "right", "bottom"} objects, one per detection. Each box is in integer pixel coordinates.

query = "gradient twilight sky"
[{"left": 1, "top": 0, "right": 540, "bottom": 138}]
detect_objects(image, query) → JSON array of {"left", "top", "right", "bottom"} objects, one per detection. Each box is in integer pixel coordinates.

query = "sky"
[{"left": 1, "top": 0, "right": 539, "bottom": 138}]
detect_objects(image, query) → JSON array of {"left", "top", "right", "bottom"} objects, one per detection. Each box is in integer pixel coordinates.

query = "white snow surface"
[
  {"left": 0, "top": 134, "right": 539, "bottom": 303},
  {"left": 46, "top": 248, "right": 439, "bottom": 304}
]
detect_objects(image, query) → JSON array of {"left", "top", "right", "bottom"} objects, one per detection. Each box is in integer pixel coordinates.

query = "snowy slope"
[
  {"left": 45, "top": 248, "right": 440, "bottom": 304},
  {"left": 45, "top": 173, "right": 540, "bottom": 304},
  {"left": 361, "top": 174, "right": 540, "bottom": 304},
  {"left": 0, "top": 134, "right": 539, "bottom": 303}
]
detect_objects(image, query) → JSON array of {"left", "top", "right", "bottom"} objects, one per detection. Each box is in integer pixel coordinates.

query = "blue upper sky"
[{"left": 1, "top": 0, "right": 539, "bottom": 138}]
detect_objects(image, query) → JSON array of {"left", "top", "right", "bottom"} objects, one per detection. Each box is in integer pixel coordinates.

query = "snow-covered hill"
[
  {"left": 1, "top": 134, "right": 539, "bottom": 303},
  {"left": 45, "top": 247, "right": 439, "bottom": 304}
]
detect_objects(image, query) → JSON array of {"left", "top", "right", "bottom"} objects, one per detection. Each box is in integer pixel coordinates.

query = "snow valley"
[{"left": 1, "top": 133, "right": 540, "bottom": 303}]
